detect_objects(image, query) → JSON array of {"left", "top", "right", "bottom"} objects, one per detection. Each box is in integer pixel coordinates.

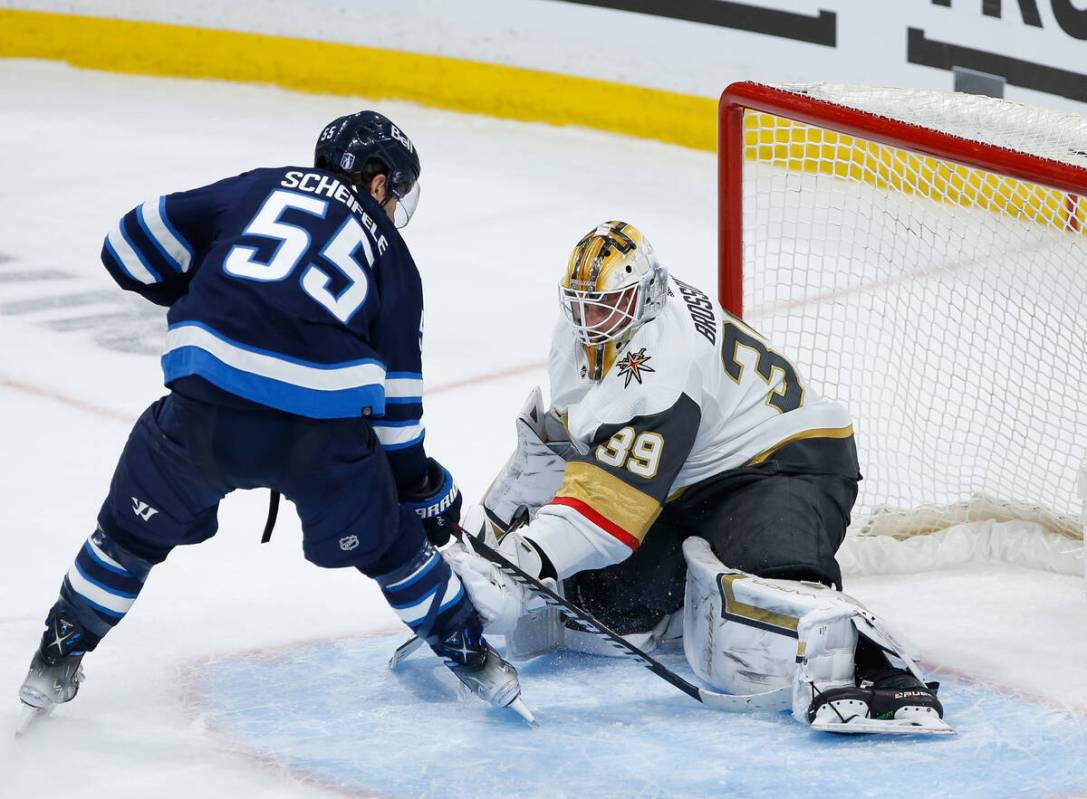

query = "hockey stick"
[
  {"left": 387, "top": 632, "right": 425, "bottom": 670},
  {"left": 459, "top": 529, "right": 790, "bottom": 714}
]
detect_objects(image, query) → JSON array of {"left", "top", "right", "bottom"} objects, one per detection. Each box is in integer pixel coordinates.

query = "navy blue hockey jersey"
[{"left": 100, "top": 166, "right": 428, "bottom": 487}]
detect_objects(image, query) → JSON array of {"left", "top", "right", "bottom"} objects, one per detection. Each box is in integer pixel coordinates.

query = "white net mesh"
[
  {"left": 735, "top": 84, "right": 1087, "bottom": 543},
  {"left": 780, "top": 84, "right": 1087, "bottom": 167}
]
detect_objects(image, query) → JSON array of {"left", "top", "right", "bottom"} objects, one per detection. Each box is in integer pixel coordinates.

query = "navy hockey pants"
[
  {"left": 96, "top": 392, "right": 426, "bottom": 572},
  {"left": 44, "top": 393, "right": 481, "bottom": 653}
]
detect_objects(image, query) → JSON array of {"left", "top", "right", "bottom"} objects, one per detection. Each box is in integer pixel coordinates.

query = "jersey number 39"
[
  {"left": 223, "top": 189, "right": 372, "bottom": 324},
  {"left": 596, "top": 427, "right": 664, "bottom": 478}
]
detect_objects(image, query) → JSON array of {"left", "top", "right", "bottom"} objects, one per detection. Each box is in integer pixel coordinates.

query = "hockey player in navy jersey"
[{"left": 18, "top": 111, "right": 529, "bottom": 722}]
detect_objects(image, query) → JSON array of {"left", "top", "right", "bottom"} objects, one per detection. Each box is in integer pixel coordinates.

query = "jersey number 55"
[{"left": 223, "top": 189, "right": 373, "bottom": 324}]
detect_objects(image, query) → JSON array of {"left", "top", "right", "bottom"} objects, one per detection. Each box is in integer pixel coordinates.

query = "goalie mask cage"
[{"left": 718, "top": 82, "right": 1087, "bottom": 555}]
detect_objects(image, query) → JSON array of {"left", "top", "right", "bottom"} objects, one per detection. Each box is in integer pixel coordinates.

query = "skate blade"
[
  {"left": 15, "top": 701, "right": 54, "bottom": 738},
  {"left": 387, "top": 635, "right": 424, "bottom": 670},
  {"left": 811, "top": 715, "right": 955, "bottom": 735},
  {"left": 507, "top": 696, "right": 538, "bottom": 728},
  {"left": 452, "top": 680, "right": 537, "bottom": 727}
]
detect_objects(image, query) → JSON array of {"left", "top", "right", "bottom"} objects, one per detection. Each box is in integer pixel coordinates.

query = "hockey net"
[{"left": 718, "top": 82, "right": 1086, "bottom": 577}]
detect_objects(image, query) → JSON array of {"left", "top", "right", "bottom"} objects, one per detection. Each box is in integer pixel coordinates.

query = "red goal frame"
[{"left": 717, "top": 81, "right": 1087, "bottom": 317}]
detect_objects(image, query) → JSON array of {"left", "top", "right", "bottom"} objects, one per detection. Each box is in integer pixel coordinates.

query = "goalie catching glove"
[
  {"left": 442, "top": 505, "right": 559, "bottom": 635},
  {"left": 400, "top": 458, "right": 461, "bottom": 547}
]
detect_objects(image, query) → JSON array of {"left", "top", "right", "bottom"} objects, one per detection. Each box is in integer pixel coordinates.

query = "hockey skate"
[
  {"left": 20, "top": 648, "right": 85, "bottom": 709},
  {"left": 429, "top": 624, "right": 536, "bottom": 726},
  {"left": 17, "top": 613, "right": 89, "bottom": 735},
  {"left": 807, "top": 668, "right": 952, "bottom": 735}
]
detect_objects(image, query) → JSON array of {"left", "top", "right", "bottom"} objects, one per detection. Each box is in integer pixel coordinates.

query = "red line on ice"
[{"left": 0, "top": 375, "right": 132, "bottom": 423}]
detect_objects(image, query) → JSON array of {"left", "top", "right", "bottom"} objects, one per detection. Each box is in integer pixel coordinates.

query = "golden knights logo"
[{"left": 616, "top": 347, "right": 655, "bottom": 388}]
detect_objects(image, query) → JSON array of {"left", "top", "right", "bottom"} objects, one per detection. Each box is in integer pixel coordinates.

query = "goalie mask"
[{"left": 559, "top": 221, "right": 668, "bottom": 381}]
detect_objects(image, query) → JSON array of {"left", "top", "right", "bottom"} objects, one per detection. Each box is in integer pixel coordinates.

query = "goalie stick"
[{"left": 447, "top": 528, "right": 789, "bottom": 713}]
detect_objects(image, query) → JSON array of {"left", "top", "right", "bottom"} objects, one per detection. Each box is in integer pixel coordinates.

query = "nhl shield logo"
[{"left": 339, "top": 535, "right": 360, "bottom": 551}]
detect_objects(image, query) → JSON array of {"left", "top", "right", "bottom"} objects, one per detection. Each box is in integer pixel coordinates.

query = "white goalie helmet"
[{"left": 558, "top": 221, "right": 668, "bottom": 380}]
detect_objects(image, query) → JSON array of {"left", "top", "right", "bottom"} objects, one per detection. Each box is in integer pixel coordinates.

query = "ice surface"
[
  {"left": 190, "top": 632, "right": 1087, "bottom": 799},
  {"left": 0, "top": 60, "right": 1085, "bottom": 798}
]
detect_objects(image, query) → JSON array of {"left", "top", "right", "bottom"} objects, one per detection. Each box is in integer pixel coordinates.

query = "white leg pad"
[
  {"left": 682, "top": 537, "right": 924, "bottom": 722},
  {"left": 504, "top": 605, "right": 566, "bottom": 661},
  {"left": 506, "top": 601, "right": 682, "bottom": 662},
  {"left": 563, "top": 610, "right": 678, "bottom": 658}
]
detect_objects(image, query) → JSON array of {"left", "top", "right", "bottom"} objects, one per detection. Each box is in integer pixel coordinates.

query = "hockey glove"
[
  {"left": 443, "top": 524, "right": 558, "bottom": 635},
  {"left": 443, "top": 539, "right": 527, "bottom": 635},
  {"left": 400, "top": 457, "right": 462, "bottom": 546}
]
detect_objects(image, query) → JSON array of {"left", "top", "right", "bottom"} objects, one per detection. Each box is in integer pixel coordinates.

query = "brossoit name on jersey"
[
  {"left": 673, "top": 277, "right": 717, "bottom": 344},
  {"left": 281, "top": 170, "right": 389, "bottom": 256}
]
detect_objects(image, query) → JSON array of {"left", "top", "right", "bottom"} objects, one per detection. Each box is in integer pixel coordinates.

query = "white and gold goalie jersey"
[{"left": 523, "top": 275, "right": 857, "bottom": 579}]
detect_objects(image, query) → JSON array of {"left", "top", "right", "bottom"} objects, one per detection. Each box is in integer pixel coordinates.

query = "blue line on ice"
[{"left": 189, "top": 633, "right": 1087, "bottom": 799}]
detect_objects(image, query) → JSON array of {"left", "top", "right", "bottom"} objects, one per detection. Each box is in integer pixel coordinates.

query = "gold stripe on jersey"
[
  {"left": 556, "top": 461, "right": 662, "bottom": 544},
  {"left": 745, "top": 425, "right": 855, "bottom": 466}
]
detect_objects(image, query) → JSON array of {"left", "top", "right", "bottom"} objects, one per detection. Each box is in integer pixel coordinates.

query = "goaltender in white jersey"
[
  {"left": 446, "top": 221, "right": 952, "bottom": 734},
  {"left": 538, "top": 272, "right": 854, "bottom": 574}
]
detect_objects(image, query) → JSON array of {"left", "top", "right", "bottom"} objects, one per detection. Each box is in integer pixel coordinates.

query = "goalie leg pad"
[
  {"left": 563, "top": 609, "right": 678, "bottom": 658},
  {"left": 682, "top": 537, "right": 928, "bottom": 723},
  {"left": 683, "top": 537, "right": 854, "bottom": 709},
  {"left": 504, "top": 605, "right": 567, "bottom": 661}
]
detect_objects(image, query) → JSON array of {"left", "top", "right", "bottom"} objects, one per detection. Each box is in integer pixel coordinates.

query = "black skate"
[
  {"left": 807, "top": 668, "right": 952, "bottom": 735},
  {"left": 20, "top": 612, "right": 89, "bottom": 711},
  {"left": 20, "top": 648, "right": 85, "bottom": 710},
  {"left": 429, "top": 624, "right": 536, "bottom": 726},
  {"left": 17, "top": 613, "right": 90, "bottom": 735}
]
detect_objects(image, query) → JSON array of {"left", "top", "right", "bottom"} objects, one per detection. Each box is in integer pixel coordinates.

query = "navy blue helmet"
[{"left": 314, "top": 111, "right": 421, "bottom": 227}]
